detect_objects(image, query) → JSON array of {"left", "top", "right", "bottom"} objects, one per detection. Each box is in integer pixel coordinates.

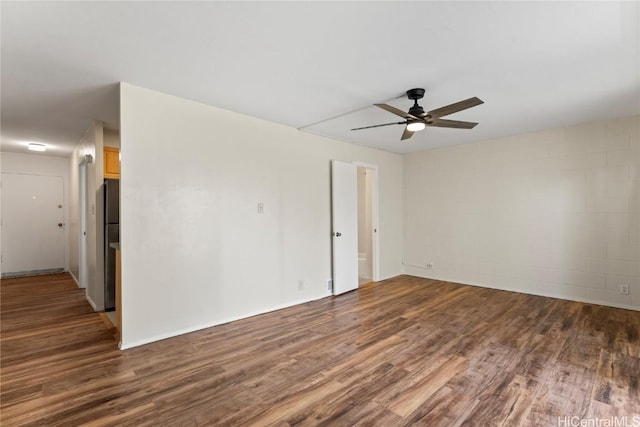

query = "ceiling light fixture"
[
  {"left": 28, "top": 143, "right": 47, "bottom": 152},
  {"left": 406, "top": 121, "right": 426, "bottom": 132}
]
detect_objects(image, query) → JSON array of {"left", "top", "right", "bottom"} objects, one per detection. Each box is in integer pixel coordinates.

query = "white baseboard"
[
  {"left": 403, "top": 266, "right": 639, "bottom": 312},
  {"left": 1, "top": 268, "right": 64, "bottom": 279},
  {"left": 69, "top": 271, "right": 80, "bottom": 287},
  {"left": 119, "top": 291, "right": 333, "bottom": 350},
  {"left": 85, "top": 294, "right": 98, "bottom": 311},
  {"left": 376, "top": 271, "right": 403, "bottom": 282}
]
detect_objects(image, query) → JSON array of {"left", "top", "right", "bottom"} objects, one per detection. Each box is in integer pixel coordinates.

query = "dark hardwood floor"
[{"left": 1, "top": 273, "right": 639, "bottom": 426}]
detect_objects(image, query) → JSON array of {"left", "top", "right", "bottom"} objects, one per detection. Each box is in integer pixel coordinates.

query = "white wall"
[
  {"left": 103, "top": 128, "right": 120, "bottom": 148},
  {"left": 68, "top": 122, "right": 105, "bottom": 309},
  {"left": 1, "top": 153, "right": 71, "bottom": 274},
  {"left": 119, "top": 83, "right": 404, "bottom": 348},
  {"left": 404, "top": 115, "right": 640, "bottom": 310}
]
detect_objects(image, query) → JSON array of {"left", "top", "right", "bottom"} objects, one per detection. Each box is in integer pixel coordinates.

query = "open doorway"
[
  {"left": 331, "top": 160, "right": 379, "bottom": 295},
  {"left": 356, "top": 165, "right": 378, "bottom": 286}
]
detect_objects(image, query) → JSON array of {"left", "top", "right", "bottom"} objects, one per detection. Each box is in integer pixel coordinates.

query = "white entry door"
[
  {"left": 1, "top": 173, "right": 65, "bottom": 275},
  {"left": 331, "top": 160, "right": 358, "bottom": 295}
]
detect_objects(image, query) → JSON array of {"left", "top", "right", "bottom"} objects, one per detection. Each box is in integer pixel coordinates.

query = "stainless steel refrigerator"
[{"left": 104, "top": 179, "right": 119, "bottom": 311}]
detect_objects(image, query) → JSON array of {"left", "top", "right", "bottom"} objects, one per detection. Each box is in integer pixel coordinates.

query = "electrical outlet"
[
  {"left": 327, "top": 279, "right": 333, "bottom": 292},
  {"left": 619, "top": 284, "right": 630, "bottom": 295},
  {"left": 257, "top": 202, "right": 264, "bottom": 214}
]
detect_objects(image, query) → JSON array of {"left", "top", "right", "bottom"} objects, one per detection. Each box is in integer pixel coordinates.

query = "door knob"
[
  {"left": 58, "top": 223, "right": 64, "bottom": 228},
  {"left": 335, "top": 232, "right": 342, "bottom": 237}
]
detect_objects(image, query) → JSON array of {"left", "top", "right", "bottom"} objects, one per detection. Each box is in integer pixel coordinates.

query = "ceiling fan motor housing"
[
  {"left": 407, "top": 88, "right": 426, "bottom": 117},
  {"left": 406, "top": 88, "right": 425, "bottom": 100},
  {"left": 409, "top": 105, "right": 426, "bottom": 117}
]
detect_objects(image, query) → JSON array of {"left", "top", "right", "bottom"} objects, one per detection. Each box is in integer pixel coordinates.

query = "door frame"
[
  {"left": 353, "top": 162, "right": 379, "bottom": 282},
  {"left": 78, "top": 154, "right": 92, "bottom": 289}
]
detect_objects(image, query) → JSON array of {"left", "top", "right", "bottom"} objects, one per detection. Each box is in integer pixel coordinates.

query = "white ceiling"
[{"left": 1, "top": 1, "right": 638, "bottom": 157}]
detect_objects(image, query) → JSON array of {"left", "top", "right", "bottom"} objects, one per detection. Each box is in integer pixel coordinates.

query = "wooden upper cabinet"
[{"left": 104, "top": 147, "right": 120, "bottom": 179}]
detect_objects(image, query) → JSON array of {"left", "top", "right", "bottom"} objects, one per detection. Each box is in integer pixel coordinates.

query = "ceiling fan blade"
[
  {"left": 351, "top": 121, "right": 406, "bottom": 131},
  {"left": 427, "top": 118, "right": 479, "bottom": 129},
  {"left": 401, "top": 127, "right": 414, "bottom": 140},
  {"left": 375, "top": 103, "right": 419, "bottom": 120},
  {"left": 427, "top": 97, "right": 484, "bottom": 118}
]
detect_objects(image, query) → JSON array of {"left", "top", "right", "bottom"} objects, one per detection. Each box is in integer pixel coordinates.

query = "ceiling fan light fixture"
[{"left": 406, "top": 121, "right": 426, "bottom": 132}]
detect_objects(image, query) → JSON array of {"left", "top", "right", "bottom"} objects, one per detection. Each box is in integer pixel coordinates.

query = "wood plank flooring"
[{"left": 1, "top": 273, "right": 639, "bottom": 425}]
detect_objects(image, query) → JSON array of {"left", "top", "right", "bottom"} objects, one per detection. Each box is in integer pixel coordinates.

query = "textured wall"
[{"left": 404, "top": 115, "right": 639, "bottom": 310}]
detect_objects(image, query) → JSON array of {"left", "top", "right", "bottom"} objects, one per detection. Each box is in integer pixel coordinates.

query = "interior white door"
[
  {"left": 331, "top": 160, "right": 358, "bottom": 295},
  {"left": 1, "top": 173, "right": 65, "bottom": 275}
]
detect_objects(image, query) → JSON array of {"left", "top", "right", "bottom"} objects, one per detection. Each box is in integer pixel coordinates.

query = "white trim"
[
  {"left": 352, "top": 161, "right": 378, "bottom": 170},
  {"left": 69, "top": 271, "right": 81, "bottom": 287},
  {"left": 78, "top": 162, "right": 88, "bottom": 290},
  {"left": 373, "top": 272, "right": 403, "bottom": 283},
  {"left": 403, "top": 267, "right": 640, "bottom": 312},
  {"left": 353, "top": 162, "right": 380, "bottom": 282},
  {"left": 85, "top": 294, "right": 98, "bottom": 311},
  {"left": 119, "top": 291, "right": 333, "bottom": 350}
]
